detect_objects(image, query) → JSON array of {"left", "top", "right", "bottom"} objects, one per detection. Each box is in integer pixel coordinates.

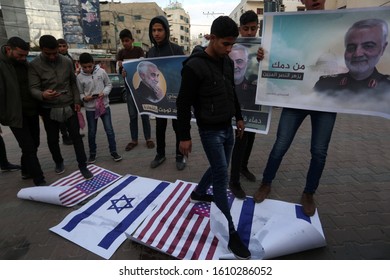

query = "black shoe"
[
  {"left": 88, "top": 154, "right": 96, "bottom": 164},
  {"left": 111, "top": 152, "right": 122, "bottom": 162},
  {"left": 228, "top": 231, "right": 251, "bottom": 260},
  {"left": 55, "top": 162, "right": 65, "bottom": 174},
  {"left": 62, "top": 136, "right": 73, "bottom": 145},
  {"left": 229, "top": 182, "right": 246, "bottom": 199},
  {"left": 80, "top": 167, "right": 93, "bottom": 180},
  {"left": 190, "top": 191, "right": 214, "bottom": 203},
  {"left": 240, "top": 168, "right": 256, "bottom": 182},
  {"left": 176, "top": 155, "right": 186, "bottom": 171},
  {"left": 150, "top": 154, "right": 166, "bottom": 168},
  {"left": 1, "top": 162, "right": 21, "bottom": 172}
]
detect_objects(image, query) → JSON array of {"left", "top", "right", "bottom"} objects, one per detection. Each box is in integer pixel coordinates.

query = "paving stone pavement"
[{"left": 0, "top": 103, "right": 389, "bottom": 260}]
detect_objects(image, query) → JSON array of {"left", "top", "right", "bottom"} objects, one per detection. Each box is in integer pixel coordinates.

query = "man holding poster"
[{"left": 253, "top": 0, "right": 336, "bottom": 217}]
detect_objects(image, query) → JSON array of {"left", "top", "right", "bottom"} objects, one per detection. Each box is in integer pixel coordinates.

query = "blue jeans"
[
  {"left": 86, "top": 107, "right": 117, "bottom": 155},
  {"left": 126, "top": 89, "right": 151, "bottom": 141},
  {"left": 196, "top": 126, "right": 236, "bottom": 232},
  {"left": 262, "top": 108, "right": 337, "bottom": 194}
]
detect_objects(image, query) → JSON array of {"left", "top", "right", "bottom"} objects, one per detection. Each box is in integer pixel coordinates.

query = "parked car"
[{"left": 108, "top": 74, "right": 127, "bottom": 103}]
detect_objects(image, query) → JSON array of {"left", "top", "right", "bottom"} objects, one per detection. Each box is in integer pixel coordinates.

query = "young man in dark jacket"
[
  {"left": 177, "top": 16, "right": 250, "bottom": 260},
  {"left": 29, "top": 35, "right": 93, "bottom": 180},
  {"left": 0, "top": 36, "right": 46, "bottom": 185},
  {"left": 147, "top": 15, "right": 186, "bottom": 171}
]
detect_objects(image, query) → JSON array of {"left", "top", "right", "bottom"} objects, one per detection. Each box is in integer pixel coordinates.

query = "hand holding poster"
[{"left": 256, "top": 7, "right": 390, "bottom": 119}]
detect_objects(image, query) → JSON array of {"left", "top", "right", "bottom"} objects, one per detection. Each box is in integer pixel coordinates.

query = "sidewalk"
[{"left": 0, "top": 103, "right": 389, "bottom": 260}]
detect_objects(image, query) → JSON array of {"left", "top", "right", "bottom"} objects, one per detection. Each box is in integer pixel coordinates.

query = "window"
[
  {"left": 134, "top": 15, "right": 142, "bottom": 20},
  {"left": 101, "top": 21, "right": 110, "bottom": 26},
  {"left": 136, "top": 29, "right": 141, "bottom": 34},
  {"left": 117, "top": 16, "right": 124, "bottom": 22},
  {"left": 257, "top": 8, "right": 263, "bottom": 15}
]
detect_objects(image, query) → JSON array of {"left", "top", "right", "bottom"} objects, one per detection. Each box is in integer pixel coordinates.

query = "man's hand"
[
  {"left": 179, "top": 140, "right": 192, "bottom": 157},
  {"left": 257, "top": 47, "right": 265, "bottom": 61},
  {"left": 236, "top": 120, "right": 245, "bottom": 139},
  {"left": 42, "top": 89, "right": 60, "bottom": 100}
]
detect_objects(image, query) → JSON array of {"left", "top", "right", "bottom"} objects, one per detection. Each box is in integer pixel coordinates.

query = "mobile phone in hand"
[
  {"left": 59, "top": 90, "right": 68, "bottom": 95},
  {"left": 92, "top": 94, "right": 99, "bottom": 98}
]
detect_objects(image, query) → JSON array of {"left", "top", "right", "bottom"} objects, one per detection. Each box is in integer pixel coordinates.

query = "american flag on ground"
[
  {"left": 17, "top": 165, "right": 121, "bottom": 207},
  {"left": 130, "top": 180, "right": 225, "bottom": 260},
  {"left": 55, "top": 165, "right": 121, "bottom": 207}
]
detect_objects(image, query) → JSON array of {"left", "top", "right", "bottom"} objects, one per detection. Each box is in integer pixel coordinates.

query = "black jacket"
[{"left": 176, "top": 47, "right": 243, "bottom": 141}]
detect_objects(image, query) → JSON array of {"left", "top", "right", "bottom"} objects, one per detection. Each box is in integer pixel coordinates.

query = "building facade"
[
  {"left": 164, "top": 1, "right": 191, "bottom": 54},
  {"left": 99, "top": 1, "right": 165, "bottom": 53}
]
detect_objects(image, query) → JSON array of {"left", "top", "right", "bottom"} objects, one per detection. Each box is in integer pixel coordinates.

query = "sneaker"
[
  {"left": 228, "top": 231, "right": 251, "bottom": 260},
  {"left": 80, "top": 167, "right": 94, "bottom": 180},
  {"left": 150, "top": 154, "right": 166, "bottom": 168},
  {"left": 1, "top": 162, "right": 21, "bottom": 172},
  {"left": 300, "top": 192, "right": 316, "bottom": 216},
  {"left": 88, "top": 154, "right": 96, "bottom": 164},
  {"left": 176, "top": 155, "right": 186, "bottom": 171},
  {"left": 229, "top": 182, "right": 246, "bottom": 199},
  {"left": 190, "top": 191, "right": 214, "bottom": 203},
  {"left": 55, "top": 162, "right": 65, "bottom": 175},
  {"left": 111, "top": 152, "right": 122, "bottom": 162},
  {"left": 253, "top": 181, "right": 271, "bottom": 203},
  {"left": 240, "top": 168, "right": 256, "bottom": 182}
]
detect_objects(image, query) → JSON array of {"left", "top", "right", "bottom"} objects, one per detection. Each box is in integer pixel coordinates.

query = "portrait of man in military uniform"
[
  {"left": 229, "top": 44, "right": 260, "bottom": 111},
  {"left": 314, "top": 18, "right": 390, "bottom": 96}
]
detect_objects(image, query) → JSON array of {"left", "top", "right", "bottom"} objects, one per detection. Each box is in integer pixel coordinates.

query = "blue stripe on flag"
[
  {"left": 236, "top": 198, "right": 255, "bottom": 247},
  {"left": 62, "top": 176, "right": 138, "bottom": 232},
  {"left": 295, "top": 205, "right": 311, "bottom": 223},
  {"left": 98, "top": 181, "right": 171, "bottom": 249}
]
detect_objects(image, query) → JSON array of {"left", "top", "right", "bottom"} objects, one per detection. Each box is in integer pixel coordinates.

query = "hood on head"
[{"left": 149, "top": 16, "right": 170, "bottom": 46}]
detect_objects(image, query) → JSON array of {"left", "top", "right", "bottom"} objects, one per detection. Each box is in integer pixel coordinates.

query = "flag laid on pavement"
[
  {"left": 17, "top": 164, "right": 121, "bottom": 207},
  {"left": 210, "top": 195, "right": 327, "bottom": 259},
  {"left": 130, "top": 180, "right": 326, "bottom": 260},
  {"left": 50, "top": 175, "right": 171, "bottom": 259},
  {"left": 129, "top": 180, "right": 225, "bottom": 259}
]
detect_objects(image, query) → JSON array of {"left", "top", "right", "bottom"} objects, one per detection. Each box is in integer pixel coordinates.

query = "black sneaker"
[
  {"left": 1, "top": 162, "right": 21, "bottom": 172},
  {"left": 111, "top": 152, "right": 122, "bottom": 162},
  {"left": 150, "top": 154, "right": 166, "bottom": 168},
  {"left": 176, "top": 155, "right": 186, "bottom": 171},
  {"left": 55, "top": 162, "right": 65, "bottom": 174},
  {"left": 88, "top": 154, "right": 96, "bottom": 164},
  {"left": 228, "top": 231, "right": 251, "bottom": 260},
  {"left": 229, "top": 182, "right": 246, "bottom": 199},
  {"left": 190, "top": 191, "right": 214, "bottom": 203},
  {"left": 80, "top": 167, "right": 93, "bottom": 180}
]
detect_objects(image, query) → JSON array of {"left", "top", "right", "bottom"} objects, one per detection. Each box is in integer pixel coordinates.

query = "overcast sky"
[{"left": 121, "top": 0, "right": 240, "bottom": 37}]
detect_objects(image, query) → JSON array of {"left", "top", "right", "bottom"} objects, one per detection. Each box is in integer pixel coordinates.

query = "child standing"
[
  {"left": 116, "top": 28, "right": 155, "bottom": 152},
  {"left": 77, "top": 52, "right": 122, "bottom": 163}
]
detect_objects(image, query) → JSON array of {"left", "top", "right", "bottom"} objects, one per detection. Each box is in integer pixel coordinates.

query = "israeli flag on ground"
[
  {"left": 50, "top": 175, "right": 171, "bottom": 259},
  {"left": 211, "top": 196, "right": 327, "bottom": 259}
]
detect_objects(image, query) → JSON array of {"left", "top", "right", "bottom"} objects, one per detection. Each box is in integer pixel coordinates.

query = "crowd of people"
[{"left": 2, "top": 0, "right": 383, "bottom": 260}]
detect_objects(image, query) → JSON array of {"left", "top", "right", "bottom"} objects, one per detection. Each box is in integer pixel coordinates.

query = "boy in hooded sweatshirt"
[
  {"left": 147, "top": 15, "right": 187, "bottom": 171},
  {"left": 77, "top": 53, "right": 122, "bottom": 164}
]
